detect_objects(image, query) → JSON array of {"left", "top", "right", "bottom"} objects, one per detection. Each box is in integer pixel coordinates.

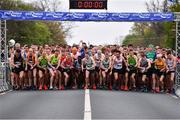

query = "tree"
[
  {"left": 122, "top": 0, "right": 180, "bottom": 49},
  {"left": 7, "top": 21, "right": 51, "bottom": 45},
  {"left": 0, "top": 0, "right": 69, "bottom": 45},
  {"left": 34, "top": 0, "right": 73, "bottom": 44}
]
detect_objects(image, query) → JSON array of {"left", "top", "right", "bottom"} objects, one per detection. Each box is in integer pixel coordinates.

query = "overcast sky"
[{"left": 25, "top": 0, "right": 163, "bottom": 45}]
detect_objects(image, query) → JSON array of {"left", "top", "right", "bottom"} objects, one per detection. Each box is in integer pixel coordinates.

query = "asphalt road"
[
  {"left": 91, "top": 90, "right": 180, "bottom": 119},
  {"left": 0, "top": 90, "right": 85, "bottom": 119},
  {"left": 0, "top": 90, "right": 180, "bottom": 119}
]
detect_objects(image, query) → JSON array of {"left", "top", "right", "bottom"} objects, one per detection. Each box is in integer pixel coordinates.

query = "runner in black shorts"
[
  {"left": 146, "top": 45, "right": 156, "bottom": 92},
  {"left": 37, "top": 50, "right": 49, "bottom": 90},
  {"left": 94, "top": 50, "right": 104, "bottom": 89},
  {"left": 166, "top": 50, "right": 176, "bottom": 93},
  {"left": 127, "top": 49, "right": 138, "bottom": 91},
  {"left": 154, "top": 54, "right": 167, "bottom": 93},
  {"left": 61, "top": 52, "right": 74, "bottom": 89},
  {"left": 82, "top": 52, "right": 96, "bottom": 89},
  {"left": 111, "top": 50, "right": 126, "bottom": 90},
  {"left": 100, "top": 52, "right": 111, "bottom": 89},
  {"left": 48, "top": 50, "right": 60, "bottom": 90},
  {"left": 138, "top": 51, "right": 151, "bottom": 92},
  {"left": 12, "top": 43, "right": 25, "bottom": 90},
  {"left": 26, "top": 48, "right": 37, "bottom": 90}
]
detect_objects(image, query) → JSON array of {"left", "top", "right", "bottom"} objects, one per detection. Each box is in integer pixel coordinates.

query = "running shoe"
[
  {"left": 49, "top": 86, "right": 53, "bottom": 90},
  {"left": 160, "top": 89, "right": 164, "bottom": 93},
  {"left": 112, "top": 85, "right": 116, "bottom": 90},
  {"left": 58, "top": 86, "right": 62, "bottom": 90},
  {"left": 155, "top": 87, "right": 160, "bottom": 93},
  {"left": 84, "top": 85, "right": 88, "bottom": 90},
  {"left": 99, "top": 85, "right": 103, "bottom": 89},
  {"left": 109, "top": 85, "right": 112, "bottom": 90},
  {"left": 53, "top": 86, "right": 58, "bottom": 90},
  {"left": 39, "top": 85, "right": 43, "bottom": 90},
  {"left": 15, "top": 86, "right": 20, "bottom": 90},
  {"left": 44, "top": 85, "right": 48, "bottom": 90},
  {"left": 61, "top": 85, "right": 65, "bottom": 90},
  {"left": 166, "top": 89, "right": 173, "bottom": 94},
  {"left": 33, "top": 86, "right": 38, "bottom": 90},
  {"left": 72, "top": 86, "right": 77, "bottom": 89},
  {"left": 103, "top": 85, "right": 108, "bottom": 90},
  {"left": 93, "top": 85, "right": 96, "bottom": 90},
  {"left": 59, "top": 85, "right": 64, "bottom": 90},
  {"left": 121, "top": 85, "right": 124, "bottom": 90},
  {"left": 12, "top": 86, "right": 16, "bottom": 90},
  {"left": 151, "top": 89, "right": 156, "bottom": 93},
  {"left": 64, "top": 86, "right": 68, "bottom": 90},
  {"left": 124, "top": 86, "right": 129, "bottom": 91},
  {"left": 144, "top": 87, "right": 148, "bottom": 93},
  {"left": 131, "top": 87, "right": 137, "bottom": 91}
]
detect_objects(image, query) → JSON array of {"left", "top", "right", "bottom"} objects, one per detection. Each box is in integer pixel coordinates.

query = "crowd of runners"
[{"left": 8, "top": 40, "right": 177, "bottom": 93}]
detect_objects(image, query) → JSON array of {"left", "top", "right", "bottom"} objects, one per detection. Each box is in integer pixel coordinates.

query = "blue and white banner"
[
  {"left": 0, "top": 10, "right": 174, "bottom": 22},
  {"left": 167, "top": 0, "right": 176, "bottom": 7},
  {"left": 168, "top": 0, "right": 176, "bottom": 2}
]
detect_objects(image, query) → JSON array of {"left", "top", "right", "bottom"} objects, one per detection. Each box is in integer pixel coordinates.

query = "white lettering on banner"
[
  {"left": 153, "top": 13, "right": 172, "bottom": 18},
  {"left": 131, "top": 13, "right": 150, "bottom": 18},
  {"left": 138, "top": 13, "right": 151, "bottom": 18},
  {"left": 4, "top": 11, "right": 22, "bottom": 18},
  {"left": 91, "top": 13, "right": 108, "bottom": 18},
  {"left": 45, "top": 12, "right": 64, "bottom": 18},
  {"left": 70, "top": 13, "right": 86, "bottom": 18},
  {"left": 111, "top": 13, "right": 130, "bottom": 18},
  {"left": 25, "top": 12, "right": 44, "bottom": 18}
]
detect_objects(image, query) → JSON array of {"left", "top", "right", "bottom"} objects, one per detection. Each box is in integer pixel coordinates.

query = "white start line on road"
[{"left": 84, "top": 89, "right": 92, "bottom": 120}]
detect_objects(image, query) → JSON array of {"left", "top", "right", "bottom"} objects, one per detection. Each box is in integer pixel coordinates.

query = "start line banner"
[{"left": 0, "top": 10, "right": 174, "bottom": 22}]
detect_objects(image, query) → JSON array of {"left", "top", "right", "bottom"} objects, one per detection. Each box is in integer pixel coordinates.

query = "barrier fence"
[{"left": 0, "top": 65, "right": 11, "bottom": 92}]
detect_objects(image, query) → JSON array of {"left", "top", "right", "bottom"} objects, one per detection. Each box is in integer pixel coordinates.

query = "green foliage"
[
  {"left": 122, "top": 1, "right": 180, "bottom": 49},
  {"left": 0, "top": 0, "right": 67, "bottom": 45}
]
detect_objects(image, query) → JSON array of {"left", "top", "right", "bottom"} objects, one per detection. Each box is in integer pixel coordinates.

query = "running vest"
[
  {"left": 50, "top": 55, "right": 58, "bottom": 65},
  {"left": 86, "top": 57, "right": 94, "bottom": 70},
  {"left": 23, "top": 52, "right": 27, "bottom": 61},
  {"left": 14, "top": 53, "right": 23, "bottom": 67},
  {"left": 74, "top": 59, "right": 81, "bottom": 69},
  {"left": 37, "top": 52, "right": 41, "bottom": 58},
  {"left": 95, "top": 55, "right": 101, "bottom": 67},
  {"left": 140, "top": 58, "right": 148, "bottom": 68},
  {"left": 166, "top": 58, "right": 175, "bottom": 71},
  {"left": 155, "top": 59, "right": 166, "bottom": 70},
  {"left": 27, "top": 53, "right": 35, "bottom": 65},
  {"left": 146, "top": 51, "right": 156, "bottom": 61},
  {"left": 102, "top": 59, "right": 110, "bottom": 69},
  {"left": 128, "top": 55, "right": 136, "bottom": 66},
  {"left": 39, "top": 56, "right": 48, "bottom": 68},
  {"left": 61, "top": 55, "right": 66, "bottom": 63},
  {"left": 88, "top": 49, "right": 92, "bottom": 56},
  {"left": 113, "top": 57, "right": 123, "bottom": 69},
  {"left": 64, "top": 58, "right": 72, "bottom": 68}
]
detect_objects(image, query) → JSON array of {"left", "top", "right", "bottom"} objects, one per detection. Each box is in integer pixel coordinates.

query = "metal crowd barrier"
[{"left": 0, "top": 65, "right": 12, "bottom": 93}]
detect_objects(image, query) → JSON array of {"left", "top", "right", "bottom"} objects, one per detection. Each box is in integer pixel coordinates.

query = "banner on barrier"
[{"left": 0, "top": 10, "right": 174, "bottom": 22}]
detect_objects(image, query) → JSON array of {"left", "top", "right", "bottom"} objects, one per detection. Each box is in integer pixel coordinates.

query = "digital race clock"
[{"left": 69, "top": 0, "right": 107, "bottom": 9}]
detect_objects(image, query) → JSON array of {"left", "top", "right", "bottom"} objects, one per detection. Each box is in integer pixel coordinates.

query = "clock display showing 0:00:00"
[{"left": 77, "top": 1, "right": 104, "bottom": 9}]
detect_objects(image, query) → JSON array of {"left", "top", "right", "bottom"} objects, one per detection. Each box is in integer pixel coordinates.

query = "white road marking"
[{"left": 84, "top": 89, "right": 92, "bottom": 120}]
